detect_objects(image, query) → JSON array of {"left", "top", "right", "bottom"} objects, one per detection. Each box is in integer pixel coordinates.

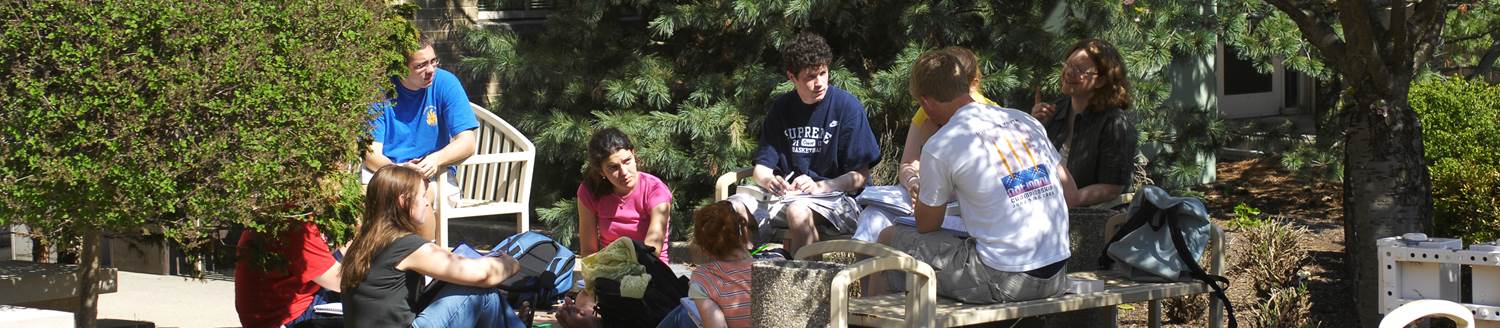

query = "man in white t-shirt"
[{"left": 877, "top": 48, "right": 1082, "bottom": 304}]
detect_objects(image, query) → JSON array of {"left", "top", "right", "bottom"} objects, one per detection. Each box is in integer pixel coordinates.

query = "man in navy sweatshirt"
[{"left": 727, "top": 32, "right": 881, "bottom": 255}]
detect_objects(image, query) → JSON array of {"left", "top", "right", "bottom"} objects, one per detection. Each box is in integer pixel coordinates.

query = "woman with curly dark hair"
[{"left": 1029, "top": 38, "right": 1138, "bottom": 207}]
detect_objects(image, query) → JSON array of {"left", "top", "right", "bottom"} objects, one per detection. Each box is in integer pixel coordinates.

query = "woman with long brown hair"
[
  {"left": 1029, "top": 38, "right": 1139, "bottom": 207},
  {"left": 575, "top": 128, "right": 673, "bottom": 262},
  {"left": 341, "top": 165, "right": 523, "bottom": 327}
]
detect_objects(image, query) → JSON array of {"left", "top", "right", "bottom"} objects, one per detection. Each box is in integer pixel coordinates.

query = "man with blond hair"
[{"left": 877, "top": 48, "right": 1081, "bottom": 304}]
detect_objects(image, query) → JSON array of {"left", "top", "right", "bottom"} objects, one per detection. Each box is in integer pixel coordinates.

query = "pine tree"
[
  {"left": 457, "top": 0, "right": 1234, "bottom": 246},
  {"left": 1440, "top": 0, "right": 1500, "bottom": 80}
]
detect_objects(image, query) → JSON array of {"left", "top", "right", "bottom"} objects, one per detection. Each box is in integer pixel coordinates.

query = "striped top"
[{"left": 688, "top": 259, "right": 753, "bottom": 328}]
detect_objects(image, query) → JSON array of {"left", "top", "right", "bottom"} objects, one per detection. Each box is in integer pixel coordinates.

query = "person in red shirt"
[{"left": 235, "top": 222, "right": 343, "bottom": 328}]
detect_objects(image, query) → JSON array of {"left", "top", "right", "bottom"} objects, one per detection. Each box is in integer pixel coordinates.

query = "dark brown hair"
[
  {"left": 341, "top": 165, "right": 424, "bottom": 291},
  {"left": 582, "top": 128, "right": 636, "bottom": 199},
  {"left": 1068, "top": 38, "right": 1132, "bottom": 110},
  {"left": 782, "top": 32, "right": 833, "bottom": 76},
  {"left": 405, "top": 30, "right": 436, "bottom": 63},
  {"left": 692, "top": 201, "right": 749, "bottom": 260}
]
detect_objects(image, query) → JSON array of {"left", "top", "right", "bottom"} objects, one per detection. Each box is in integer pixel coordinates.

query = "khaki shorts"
[
  {"left": 882, "top": 225, "right": 1067, "bottom": 304},
  {"left": 726, "top": 191, "right": 861, "bottom": 243}
]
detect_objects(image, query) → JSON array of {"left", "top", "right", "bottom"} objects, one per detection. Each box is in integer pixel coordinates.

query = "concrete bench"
[
  {"left": 0, "top": 260, "right": 119, "bottom": 309},
  {"left": 754, "top": 209, "right": 1227, "bottom": 328},
  {"left": 844, "top": 270, "right": 1218, "bottom": 327}
]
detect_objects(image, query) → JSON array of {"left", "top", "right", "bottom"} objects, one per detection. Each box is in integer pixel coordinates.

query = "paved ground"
[
  {"left": 87, "top": 264, "right": 692, "bottom": 328},
  {"left": 5, "top": 236, "right": 698, "bottom": 328},
  {"left": 99, "top": 272, "right": 239, "bottom": 328}
]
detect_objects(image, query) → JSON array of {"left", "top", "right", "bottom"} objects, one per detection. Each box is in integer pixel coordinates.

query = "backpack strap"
[{"left": 1166, "top": 210, "right": 1238, "bottom": 328}]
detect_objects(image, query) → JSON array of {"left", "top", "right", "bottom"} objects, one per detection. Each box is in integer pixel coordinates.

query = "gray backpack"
[{"left": 1098, "top": 185, "right": 1237, "bottom": 328}]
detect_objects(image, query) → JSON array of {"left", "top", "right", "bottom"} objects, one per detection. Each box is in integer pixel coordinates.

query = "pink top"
[{"left": 577, "top": 172, "right": 673, "bottom": 263}]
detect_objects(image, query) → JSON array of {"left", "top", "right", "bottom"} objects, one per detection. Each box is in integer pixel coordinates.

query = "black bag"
[
  {"left": 1098, "top": 185, "right": 1238, "bottom": 328},
  {"left": 591, "top": 240, "right": 689, "bottom": 328},
  {"left": 492, "top": 231, "right": 576, "bottom": 312}
]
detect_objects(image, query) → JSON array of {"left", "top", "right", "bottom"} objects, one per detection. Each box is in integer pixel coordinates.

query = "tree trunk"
[
  {"left": 1343, "top": 95, "right": 1433, "bottom": 326},
  {"left": 32, "top": 237, "right": 49, "bottom": 263},
  {"left": 75, "top": 230, "right": 100, "bottom": 328}
]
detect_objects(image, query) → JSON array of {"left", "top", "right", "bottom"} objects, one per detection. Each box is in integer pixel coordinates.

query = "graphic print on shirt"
[
  {"left": 424, "top": 105, "right": 438, "bottom": 126},
  {"left": 988, "top": 120, "right": 1058, "bottom": 205},
  {"left": 784, "top": 124, "right": 834, "bottom": 154}
]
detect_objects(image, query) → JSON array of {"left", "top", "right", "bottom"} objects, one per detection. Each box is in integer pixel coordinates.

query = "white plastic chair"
[{"left": 1379, "top": 299, "right": 1475, "bottom": 328}]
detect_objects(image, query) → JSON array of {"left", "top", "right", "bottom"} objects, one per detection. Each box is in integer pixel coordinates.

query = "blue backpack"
[{"left": 491, "top": 231, "right": 576, "bottom": 311}]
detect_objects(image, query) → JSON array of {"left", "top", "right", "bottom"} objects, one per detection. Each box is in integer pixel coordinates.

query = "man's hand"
[
  {"left": 405, "top": 157, "right": 441, "bottom": 178},
  {"left": 791, "top": 174, "right": 821, "bottom": 194},
  {"left": 903, "top": 174, "right": 920, "bottom": 203},
  {"left": 756, "top": 174, "right": 792, "bottom": 196}
]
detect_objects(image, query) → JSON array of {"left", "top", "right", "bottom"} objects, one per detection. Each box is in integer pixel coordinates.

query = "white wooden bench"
[{"left": 435, "top": 103, "right": 536, "bottom": 248}]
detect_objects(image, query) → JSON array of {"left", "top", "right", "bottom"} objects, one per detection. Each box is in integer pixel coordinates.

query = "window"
[
  {"left": 1222, "top": 47, "right": 1272, "bottom": 95},
  {"left": 479, "top": 0, "right": 554, "bottom": 11}
]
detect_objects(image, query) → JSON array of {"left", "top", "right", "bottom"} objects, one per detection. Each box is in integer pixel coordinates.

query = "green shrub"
[
  {"left": 0, "top": 1, "right": 407, "bottom": 254},
  {"left": 1410, "top": 77, "right": 1500, "bottom": 243},
  {"left": 1227, "top": 203, "right": 1269, "bottom": 230}
]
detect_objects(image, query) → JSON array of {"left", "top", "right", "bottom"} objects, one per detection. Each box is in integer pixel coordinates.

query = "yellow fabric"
[
  {"left": 912, "top": 92, "right": 999, "bottom": 126},
  {"left": 580, "top": 237, "right": 646, "bottom": 295},
  {"left": 618, "top": 273, "right": 654, "bottom": 299}
]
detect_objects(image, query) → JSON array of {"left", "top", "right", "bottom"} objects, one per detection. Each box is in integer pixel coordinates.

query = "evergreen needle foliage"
[{"left": 457, "top": 0, "right": 1297, "bottom": 242}]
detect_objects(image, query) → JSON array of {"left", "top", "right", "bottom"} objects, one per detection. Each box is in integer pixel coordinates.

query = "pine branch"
[
  {"left": 1469, "top": 37, "right": 1500, "bottom": 79},
  {"left": 1264, "top": 0, "right": 1349, "bottom": 67}
]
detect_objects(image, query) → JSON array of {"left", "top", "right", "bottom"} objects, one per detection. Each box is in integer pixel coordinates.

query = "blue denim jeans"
[
  {"left": 284, "top": 288, "right": 335, "bottom": 327},
  {"left": 410, "top": 284, "right": 524, "bottom": 328},
  {"left": 655, "top": 304, "right": 698, "bottom": 328}
]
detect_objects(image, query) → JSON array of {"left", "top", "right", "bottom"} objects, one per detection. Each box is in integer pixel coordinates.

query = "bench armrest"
[
  {"left": 795, "top": 240, "right": 938, "bottom": 328},
  {"left": 714, "top": 167, "right": 753, "bottom": 201}
]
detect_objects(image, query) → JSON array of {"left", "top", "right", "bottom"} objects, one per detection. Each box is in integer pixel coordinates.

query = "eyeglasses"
[
  {"left": 410, "top": 58, "right": 439, "bottom": 70},
  {"left": 1062, "top": 66, "right": 1099, "bottom": 79}
]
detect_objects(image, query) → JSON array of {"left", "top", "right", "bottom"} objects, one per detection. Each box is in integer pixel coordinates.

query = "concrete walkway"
[{"left": 99, "top": 272, "right": 239, "bottom": 328}]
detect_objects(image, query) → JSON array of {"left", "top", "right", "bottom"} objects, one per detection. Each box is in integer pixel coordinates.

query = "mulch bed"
[{"left": 1116, "top": 158, "right": 1355, "bottom": 327}]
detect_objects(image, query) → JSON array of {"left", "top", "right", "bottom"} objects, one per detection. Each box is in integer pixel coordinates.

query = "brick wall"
[{"left": 399, "top": 0, "right": 506, "bottom": 108}]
